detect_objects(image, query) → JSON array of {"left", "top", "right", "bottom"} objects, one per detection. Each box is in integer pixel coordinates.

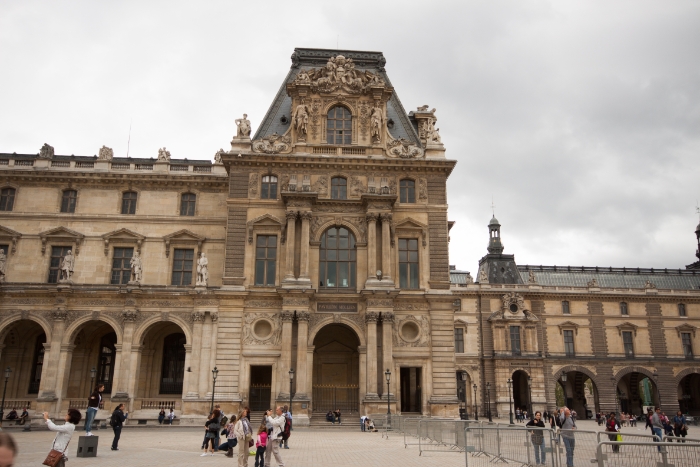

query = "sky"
[{"left": 1, "top": 0, "right": 699, "bottom": 274}]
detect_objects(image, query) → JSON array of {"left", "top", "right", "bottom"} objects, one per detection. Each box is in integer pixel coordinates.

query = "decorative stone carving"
[
  {"left": 395, "top": 315, "right": 430, "bottom": 347},
  {"left": 283, "top": 297, "right": 309, "bottom": 307},
  {"left": 528, "top": 271, "right": 537, "bottom": 284},
  {"left": 245, "top": 300, "right": 282, "bottom": 308},
  {"left": 52, "top": 309, "right": 68, "bottom": 321},
  {"left": 310, "top": 216, "right": 332, "bottom": 241},
  {"left": 502, "top": 292, "right": 526, "bottom": 314},
  {"left": 387, "top": 138, "right": 423, "bottom": 159},
  {"left": 293, "top": 99, "right": 309, "bottom": 141},
  {"left": 464, "top": 273, "right": 474, "bottom": 285},
  {"left": 210, "top": 312, "right": 219, "bottom": 322},
  {"left": 393, "top": 302, "right": 428, "bottom": 311},
  {"left": 420, "top": 116, "right": 442, "bottom": 144},
  {"left": 248, "top": 173, "right": 259, "bottom": 197},
  {"left": 296, "top": 311, "right": 310, "bottom": 321},
  {"left": 243, "top": 313, "right": 282, "bottom": 345},
  {"left": 312, "top": 176, "right": 328, "bottom": 196},
  {"left": 191, "top": 311, "right": 205, "bottom": 322},
  {"left": 418, "top": 179, "right": 428, "bottom": 201},
  {"left": 587, "top": 278, "right": 598, "bottom": 288},
  {"left": 347, "top": 216, "right": 367, "bottom": 243},
  {"left": 196, "top": 253, "right": 209, "bottom": 287},
  {"left": 122, "top": 309, "right": 140, "bottom": 322},
  {"left": 214, "top": 149, "right": 224, "bottom": 164},
  {"left": 59, "top": 250, "right": 75, "bottom": 282},
  {"left": 478, "top": 269, "right": 488, "bottom": 283},
  {"left": 370, "top": 105, "right": 383, "bottom": 143},
  {"left": 157, "top": 147, "right": 171, "bottom": 161},
  {"left": 350, "top": 176, "right": 365, "bottom": 198},
  {"left": 98, "top": 145, "right": 114, "bottom": 160},
  {"left": 39, "top": 143, "right": 54, "bottom": 159},
  {"left": 364, "top": 312, "right": 379, "bottom": 323},
  {"left": 252, "top": 133, "right": 291, "bottom": 154},
  {"left": 645, "top": 280, "right": 656, "bottom": 289},
  {"left": 235, "top": 114, "right": 252, "bottom": 138},
  {"left": 293, "top": 55, "right": 386, "bottom": 95},
  {"left": 129, "top": 251, "right": 142, "bottom": 283},
  {"left": 0, "top": 249, "right": 6, "bottom": 283},
  {"left": 280, "top": 311, "right": 294, "bottom": 322},
  {"left": 382, "top": 312, "right": 395, "bottom": 323},
  {"left": 367, "top": 299, "right": 393, "bottom": 308}
]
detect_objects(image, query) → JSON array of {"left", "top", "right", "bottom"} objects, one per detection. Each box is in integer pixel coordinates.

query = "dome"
[{"left": 489, "top": 216, "right": 500, "bottom": 226}]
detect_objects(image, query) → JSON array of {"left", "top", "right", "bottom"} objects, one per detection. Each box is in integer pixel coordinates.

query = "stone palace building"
[{"left": 0, "top": 48, "right": 699, "bottom": 426}]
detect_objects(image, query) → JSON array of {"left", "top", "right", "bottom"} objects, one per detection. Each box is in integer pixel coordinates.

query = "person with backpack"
[
  {"left": 281, "top": 405, "right": 292, "bottom": 449},
  {"left": 264, "top": 407, "right": 286, "bottom": 467},
  {"left": 110, "top": 403, "right": 128, "bottom": 451},
  {"left": 201, "top": 409, "right": 221, "bottom": 457},
  {"left": 605, "top": 412, "right": 621, "bottom": 453}
]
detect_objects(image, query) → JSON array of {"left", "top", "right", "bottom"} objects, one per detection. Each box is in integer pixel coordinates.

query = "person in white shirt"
[
  {"left": 264, "top": 407, "right": 286, "bottom": 467},
  {"left": 44, "top": 409, "right": 82, "bottom": 467}
]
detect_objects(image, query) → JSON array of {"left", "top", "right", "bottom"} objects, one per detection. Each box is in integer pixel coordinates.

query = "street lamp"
[
  {"left": 507, "top": 378, "right": 514, "bottom": 425},
  {"left": 0, "top": 368, "right": 11, "bottom": 427},
  {"left": 486, "top": 382, "right": 492, "bottom": 422},
  {"left": 89, "top": 367, "right": 97, "bottom": 392},
  {"left": 385, "top": 369, "right": 391, "bottom": 415},
  {"left": 652, "top": 370, "right": 660, "bottom": 409},
  {"left": 210, "top": 367, "right": 219, "bottom": 413},
  {"left": 289, "top": 368, "right": 295, "bottom": 415},
  {"left": 473, "top": 384, "right": 478, "bottom": 420},
  {"left": 460, "top": 372, "right": 468, "bottom": 420},
  {"left": 527, "top": 376, "right": 533, "bottom": 420}
]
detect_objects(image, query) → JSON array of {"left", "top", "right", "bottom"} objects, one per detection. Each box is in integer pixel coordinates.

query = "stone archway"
[
  {"left": 613, "top": 367, "right": 660, "bottom": 416},
  {"left": 556, "top": 367, "right": 600, "bottom": 419},
  {"left": 311, "top": 323, "right": 360, "bottom": 413},
  {"left": 0, "top": 319, "right": 47, "bottom": 404},
  {"left": 677, "top": 370, "right": 700, "bottom": 415},
  {"left": 512, "top": 369, "right": 531, "bottom": 417}
]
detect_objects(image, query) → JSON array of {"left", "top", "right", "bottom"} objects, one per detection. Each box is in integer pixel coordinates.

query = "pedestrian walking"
[
  {"left": 84, "top": 384, "right": 104, "bottom": 436},
  {"left": 0, "top": 432, "right": 17, "bottom": 466},
  {"left": 43, "top": 409, "right": 82, "bottom": 467},
  {"left": 219, "top": 416, "right": 238, "bottom": 457},
  {"left": 673, "top": 411, "right": 688, "bottom": 441},
  {"left": 255, "top": 421, "right": 268, "bottom": 467},
  {"left": 645, "top": 409, "right": 653, "bottom": 433},
  {"left": 516, "top": 408, "right": 522, "bottom": 422},
  {"left": 651, "top": 407, "right": 664, "bottom": 451},
  {"left": 201, "top": 409, "right": 221, "bottom": 457},
  {"left": 264, "top": 407, "right": 286, "bottom": 467},
  {"left": 158, "top": 408, "right": 166, "bottom": 425},
  {"left": 526, "top": 411, "right": 546, "bottom": 465},
  {"left": 561, "top": 408, "right": 576, "bottom": 467},
  {"left": 234, "top": 408, "right": 253, "bottom": 466},
  {"left": 605, "top": 412, "right": 621, "bottom": 453},
  {"left": 110, "top": 403, "right": 128, "bottom": 451}
]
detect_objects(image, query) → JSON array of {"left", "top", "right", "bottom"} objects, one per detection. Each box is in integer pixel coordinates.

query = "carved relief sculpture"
[
  {"left": 312, "top": 176, "right": 328, "bottom": 196},
  {"left": 235, "top": 114, "right": 252, "bottom": 138},
  {"left": 528, "top": 271, "right": 537, "bottom": 284},
  {"left": 248, "top": 173, "right": 259, "bottom": 197},
  {"left": 370, "top": 104, "right": 383, "bottom": 144},
  {"left": 196, "top": 253, "right": 209, "bottom": 287},
  {"left": 157, "top": 147, "right": 171, "bottom": 161},
  {"left": 129, "top": 251, "right": 142, "bottom": 284},
  {"left": 98, "top": 145, "right": 114, "bottom": 161},
  {"left": 292, "top": 55, "right": 385, "bottom": 95},
  {"left": 252, "top": 133, "right": 292, "bottom": 154},
  {"left": 478, "top": 269, "right": 488, "bottom": 283},
  {"left": 59, "top": 250, "right": 74, "bottom": 282},
  {"left": 418, "top": 178, "right": 428, "bottom": 201},
  {"left": 587, "top": 278, "right": 598, "bottom": 288},
  {"left": 0, "top": 249, "right": 6, "bottom": 283},
  {"left": 214, "top": 149, "right": 224, "bottom": 164},
  {"left": 645, "top": 280, "right": 656, "bottom": 289},
  {"left": 293, "top": 99, "right": 309, "bottom": 141},
  {"left": 39, "top": 143, "right": 54, "bottom": 159},
  {"left": 387, "top": 138, "right": 424, "bottom": 159}
]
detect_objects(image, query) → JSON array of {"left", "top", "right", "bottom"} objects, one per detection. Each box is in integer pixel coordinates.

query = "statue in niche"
[
  {"left": 157, "top": 147, "right": 171, "bottom": 161},
  {"left": 59, "top": 250, "right": 75, "bottom": 282},
  {"left": 293, "top": 99, "right": 309, "bottom": 141},
  {"left": 197, "top": 253, "right": 209, "bottom": 286},
  {"left": 235, "top": 114, "right": 252, "bottom": 138},
  {"left": 370, "top": 105, "right": 383, "bottom": 143},
  {"left": 130, "top": 251, "right": 142, "bottom": 283},
  {"left": 0, "top": 249, "right": 6, "bottom": 283}
]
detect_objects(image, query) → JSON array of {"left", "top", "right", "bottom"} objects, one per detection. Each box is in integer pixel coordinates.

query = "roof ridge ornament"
[{"left": 292, "top": 55, "right": 386, "bottom": 95}]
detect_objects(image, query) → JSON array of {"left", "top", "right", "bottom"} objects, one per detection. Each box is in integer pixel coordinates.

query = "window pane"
[
  {"left": 266, "top": 260, "right": 276, "bottom": 286},
  {"left": 255, "top": 260, "right": 265, "bottom": 285},
  {"left": 399, "top": 264, "right": 407, "bottom": 288},
  {"left": 410, "top": 264, "right": 419, "bottom": 288}
]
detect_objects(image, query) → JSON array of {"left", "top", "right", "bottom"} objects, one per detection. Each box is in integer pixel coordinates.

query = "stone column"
[
  {"left": 113, "top": 311, "right": 138, "bottom": 401},
  {"left": 38, "top": 311, "right": 68, "bottom": 405},
  {"left": 382, "top": 313, "right": 394, "bottom": 398},
  {"left": 185, "top": 312, "right": 205, "bottom": 398},
  {"left": 295, "top": 312, "right": 310, "bottom": 398},
  {"left": 182, "top": 344, "right": 193, "bottom": 399},
  {"left": 299, "top": 211, "right": 312, "bottom": 281},
  {"left": 284, "top": 211, "right": 297, "bottom": 281},
  {"left": 365, "top": 312, "right": 379, "bottom": 398},
  {"left": 380, "top": 213, "right": 393, "bottom": 283},
  {"left": 278, "top": 311, "right": 294, "bottom": 398},
  {"left": 366, "top": 213, "right": 378, "bottom": 281},
  {"left": 199, "top": 313, "right": 214, "bottom": 397}
]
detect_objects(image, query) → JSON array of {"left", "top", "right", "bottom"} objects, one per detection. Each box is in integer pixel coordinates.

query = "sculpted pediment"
[
  {"left": 288, "top": 55, "right": 388, "bottom": 96},
  {"left": 0, "top": 225, "right": 22, "bottom": 254},
  {"left": 676, "top": 323, "right": 697, "bottom": 337},
  {"left": 163, "top": 229, "right": 205, "bottom": 257},
  {"left": 101, "top": 228, "right": 145, "bottom": 255},
  {"left": 38, "top": 227, "right": 85, "bottom": 255}
]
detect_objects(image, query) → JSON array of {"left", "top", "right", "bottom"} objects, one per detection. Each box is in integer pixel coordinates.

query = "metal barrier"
[
  {"left": 593, "top": 441, "right": 700, "bottom": 467},
  {"left": 663, "top": 435, "right": 700, "bottom": 443},
  {"left": 403, "top": 417, "right": 424, "bottom": 447},
  {"left": 464, "top": 425, "right": 557, "bottom": 467},
  {"left": 417, "top": 419, "right": 477, "bottom": 455},
  {"left": 554, "top": 429, "right": 598, "bottom": 467},
  {"left": 596, "top": 431, "right": 660, "bottom": 443}
]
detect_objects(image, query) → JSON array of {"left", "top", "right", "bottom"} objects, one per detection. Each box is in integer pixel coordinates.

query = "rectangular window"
[
  {"left": 682, "top": 332, "right": 693, "bottom": 358},
  {"left": 110, "top": 247, "right": 134, "bottom": 285},
  {"left": 180, "top": 193, "right": 196, "bottom": 216},
  {"left": 399, "top": 238, "right": 419, "bottom": 289},
  {"left": 510, "top": 326, "right": 521, "bottom": 356},
  {"left": 48, "top": 246, "right": 71, "bottom": 283},
  {"left": 454, "top": 328, "right": 464, "bottom": 354},
  {"left": 622, "top": 331, "right": 634, "bottom": 358},
  {"left": 254, "top": 235, "right": 277, "bottom": 286},
  {"left": 678, "top": 303, "right": 687, "bottom": 317},
  {"left": 171, "top": 249, "right": 194, "bottom": 286},
  {"left": 60, "top": 190, "right": 77, "bottom": 213},
  {"left": 121, "top": 191, "right": 137, "bottom": 214},
  {"left": 0, "top": 188, "right": 15, "bottom": 211},
  {"left": 563, "top": 330, "right": 575, "bottom": 356},
  {"left": 562, "top": 301, "right": 570, "bottom": 314},
  {"left": 399, "top": 180, "right": 415, "bottom": 203},
  {"left": 620, "top": 302, "right": 628, "bottom": 316}
]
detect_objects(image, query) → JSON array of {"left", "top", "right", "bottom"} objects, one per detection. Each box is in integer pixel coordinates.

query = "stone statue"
[
  {"left": 0, "top": 249, "right": 6, "bottom": 283},
  {"left": 214, "top": 149, "right": 224, "bottom": 164},
  {"left": 196, "top": 253, "right": 209, "bottom": 286},
  {"left": 465, "top": 272, "right": 474, "bottom": 285},
  {"left": 98, "top": 145, "right": 114, "bottom": 160},
  {"left": 478, "top": 269, "right": 488, "bottom": 283},
  {"left": 528, "top": 271, "right": 537, "bottom": 284},
  {"left": 587, "top": 278, "right": 598, "bottom": 287},
  {"left": 157, "top": 147, "right": 171, "bottom": 161},
  {"left": 370, "top": 105, "right": 383, "bottom": 143},
  {"left": 39, "top": 143, "right": 54, "bottom": 159},
  {"left": 59, "top": 250, "right": 74, "bottom": 282},
  {"left": 645, "top": 280, "right": 656, "bottom": 289},
  {"left": 293, "top": 99, "right": 309, "bottom": 141},
  {"left": 235, "top": 114, "right": 251, "bottom": 138},
  {"left": 130, "top": 251, "right": 142, "bottom": 283}
]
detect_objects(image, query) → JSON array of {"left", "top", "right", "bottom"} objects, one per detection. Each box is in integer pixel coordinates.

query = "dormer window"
[{"left": 327, "top": 106, "right": 352, "bottom": 144}]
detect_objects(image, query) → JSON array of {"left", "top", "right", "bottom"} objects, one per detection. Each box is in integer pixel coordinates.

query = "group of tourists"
[
  {"left": 514, "top": 407, "right": 528, "bottom": 422},
  {"left": 646, "top": 407, "right": 689, "bottom": 441},
  {"left": 324, "top": 408, "right": 342, "bottom": 424},
  {"left": 4, "top": 407, "right": 29, "bottom": 425}
]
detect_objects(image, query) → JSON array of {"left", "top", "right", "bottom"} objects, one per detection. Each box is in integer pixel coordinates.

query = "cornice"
[{"left": 0, "top": 169, "right": 227, "bottom": 188}]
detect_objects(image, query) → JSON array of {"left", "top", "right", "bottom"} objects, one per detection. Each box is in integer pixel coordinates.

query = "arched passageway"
[
  {"left": 0, "top": 320, "right": 46, "bottom": 405},
  {"left": 135, "top": 322, "right": 188, "bottom": 404},
  {"left": 512, "top": 370, "right": 531, "bottom": 415},
  {"left": 66, "top": 321, "right": 119, "bottom": 403},
  {"left": 312, "top": 324, "right": 360, "bottom": 413},
  {"left": 678, "top": 373, "right": 700, "bottom": 415},
  {"left": 557, "top": 371, "right": 599, "bottom": 419},
  {"left": 615, "top": 372, "right": 659, "bottom": 416}
]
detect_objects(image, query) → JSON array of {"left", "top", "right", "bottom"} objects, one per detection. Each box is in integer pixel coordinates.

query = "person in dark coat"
[{"left": 110, "top": 403, "right": 128, "bottom": 451}]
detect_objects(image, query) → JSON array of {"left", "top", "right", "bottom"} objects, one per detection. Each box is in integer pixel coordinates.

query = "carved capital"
[
  {"left": 297, "top": 311, "right": 310, "bottom": 322},
  {"left": 365, "top": 312, "right": 379, "bottom": 323},
  {"left": 300, "top": 211, "right": 313, "bottom": 221},
  {"left": 380, "top": 213, "right": 393, "bottom": 223},
  {"left": 366, "top": 213, "right": 379, "bottom": 223},
  {"left": 211, "top": 312, "right": 219, "bottom": 323},
  {"left": 285, "top": 211, "right": 298, "bottom": 221},
  {"left": 280, "top": 311, "right": 294, "bottom": 322},
  {"left": 191, "top": 311, "right": 205, "bottom": 322},
  {"left": 52, "top": 309, "right": 68, "bottom": 321},
  {"left": 382, "top": 312, "right": 395, "bottom": 323}
]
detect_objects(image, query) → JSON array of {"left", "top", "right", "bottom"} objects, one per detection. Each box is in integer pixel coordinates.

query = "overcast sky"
[{"left": 2, "top": 1, "right": 699, "bottom": 273}]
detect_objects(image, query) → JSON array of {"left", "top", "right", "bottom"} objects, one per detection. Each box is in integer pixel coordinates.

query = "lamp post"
[
  {"left": 486, "top": 382, "right": 492, "bottom": 422},
  {"left": 210, "top": 367, "right": 218, "bottom": 413},
  {"left": 652, "top": 370, "right": 660, "bottom": 409},
  {"left": 460, "top": 372, "right": 468, "bottom": 420},
  {"left": 507, "top": 378, "right": 514, "bottom": 425},
  {"left": 527, "top": 376, "right": 533, "bottom": 420},
  {"left": 289, "top": 368, "right": 294, "bottom": 415},
  {"left": 89, "top": 367, "right": 97, "bottom": 393},
  {"left": 473, "top": 384, "right": 478, "bottom": 420},
  {"left": 0, "top": 368, "right": 11, "bottom": 427},
  {"left": 385, "top": 369, "right": 391, "bottom": 415}
]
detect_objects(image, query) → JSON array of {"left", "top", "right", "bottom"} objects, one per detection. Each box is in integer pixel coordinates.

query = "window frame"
[
  {"left": 509, "top": 325, "right": 522, "bottom": 356},
  {"left": 254, "top": 234, "right": 278, "bottom": 287},
  {"left": 110, "top": 247, "right": 134, "bottom": 285},
  {"left": 60, "top": 189, "right": 78, "bottom": 213},
  {"left": 620, "top": 302, "right": 629, "bottom": 316},
  {"left": 326, "top": 106, "right": 353, "bottom": 145},
  {"left": 678, "top": 303, "right": 687, "bottom": 317},
  {"left": 0, "top": 187, "right": 16, "bottom": 212},
  {"left": 454, "top": 328, "right": 465, "bottom": 354},
  {"left": 180, "top": 192, "right": 197, "bottom": 216},
  {"left": 563, "top": 329, "right": 576, "bottom": 357},
  {"left": 260, "top": 175, "right": 278, "bottom": 200},
  {"left": 330, "top": 177, "right": 347, "bottom": 200},
  {"left": 681, "top": 332, "right": 693, "bottom": 359},
  {"left": 47, "top": 245, "right": 72, "bottom": 284},
  {"left": 398, "top": 237, "right": 420, "bottom": 289},
  {"left": 171, "top": 248, "right": 195, "bottom": 286},
  {"left": 121, "top": 191, "right": 138, "bottom": 215},
  {"left": 399, "top": 179, "right": 416, "bottom": 204},
  {"left": 622, "top": 331, "right": 635, "bottom": 358},
  {"left": 319, "top": 226, "right": 356, "bottom": 290},
  {"left": 562, "top": 301, "right": 570, "bottom": 314}
]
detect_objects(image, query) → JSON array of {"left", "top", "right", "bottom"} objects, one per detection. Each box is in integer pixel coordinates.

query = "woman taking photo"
[{"left": 44, "top": 409, "right": 82, "bottom": 467}]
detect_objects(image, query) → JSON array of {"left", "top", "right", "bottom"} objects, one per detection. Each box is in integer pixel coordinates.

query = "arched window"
[
  {"left": 331, "top": 177, "right": 347, "bottom": 200},
  {"left": 180, "top": 193, "right": 196, "bottom": 216},
  {"left": 327, "top": 106, "right": 352, "bottom": 144},
  {"left": 160, "top": 333, "right": 186, "bottom": 394},
  {"left": 97, "top": 332, "right": 117, "bottom": 393},
  {"left": 319, "top": 227, "right": 356, "bottom": 289},
  {"left": 399, "top": 179, "right": 415, "bottom": 203},
  {"left": 261, "top": 175, "right": 278, "bottom": 200},
  {"left": 121, "top": 191, "right": 137, "bottom": 215},
  {"left": 60, "top": 189, "right": 77, "bottom": 213},
  {"left": 28, "top": 333, "right": 46, "bottom": 394},
  {"left": 0, "top": 187, "right": 15, "bottom": 211}
]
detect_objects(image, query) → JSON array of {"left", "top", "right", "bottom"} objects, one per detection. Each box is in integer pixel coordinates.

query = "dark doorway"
[
  {"left": 679, "top": 373, "right": 700, "bottom": 415},
  {"left": 250, "top": 366, "right": 273, "bottom": 411},
  {"left": 512, "top": 370, "right": 531, "bottom": 414},
  {"left": 97, "top": 332, "right": 117, "bottom": 393},
  {"left": 312, "top": 324, "right": 360, "bottom": 413},
  {"left": 400, "top": 367, "right": 422, "bottom": 413},
  {"left": 160, "top": 333, "right": 186, "bottom": 394}
]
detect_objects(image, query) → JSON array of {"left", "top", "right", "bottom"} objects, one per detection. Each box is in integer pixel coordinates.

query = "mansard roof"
[{"left": 253, "top": 47, "right": 421, "bottom": 146}]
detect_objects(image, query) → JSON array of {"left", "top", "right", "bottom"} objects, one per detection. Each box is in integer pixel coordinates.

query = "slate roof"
[
  {"left": 253, "top": 48, "right": 422, "bottom": 145},
  {"left": 0, "top": 153, "right": 212, "bottom": 165},
  {"left": 450, "top": 268, "right": 473, "bottom": 285}
]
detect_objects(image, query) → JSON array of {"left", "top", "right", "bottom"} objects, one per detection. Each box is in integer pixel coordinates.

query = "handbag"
[
  {"left": 616, "top": 434, "right": 623, "bottom": 442},
  {"left": 43, "top": 437, "right": 69, "bottom": 467},
  {"left": 248, "top": 438, "right": 255, "bottom": 448}
]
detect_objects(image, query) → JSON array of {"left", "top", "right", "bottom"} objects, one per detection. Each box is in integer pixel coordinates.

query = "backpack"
[
  {"left": 281, "top": 416, "right": 292, "bottom": 440},
  {"left": 209, "top": 420, "right": 221, "bottom": 433},
  {"left": 220, "top": 415, "right": 228, "bottom": 426}
]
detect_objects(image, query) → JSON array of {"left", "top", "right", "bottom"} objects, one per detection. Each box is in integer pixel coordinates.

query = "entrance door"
[
  {"left": 249, "top": 366, "right": 272, "bottom": 411},
  {"left": 400, "top": 367, "right": 422, "bottom": 413},
  {"left": 312, "top": 324, "right": 360, "bottom": 413}
]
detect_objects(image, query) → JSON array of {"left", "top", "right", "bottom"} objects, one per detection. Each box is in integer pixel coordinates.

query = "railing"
[
  {"left": 14, "top": 160, "right": 34, "bottom": 166},
  {"left": 111, "top": 163, "right": 130, "bottom": 170},
  {"left": 75, "top": 162, "right": 94, "bottom": 168},
  {"left": 594, "top": 441, "right": 700, "bottom": 467},
  {"left": 170, "top": 165, "right": 188, "bottom": 171},
  {"left": 51, "top": 161, "right": 70, "bottom": 167},
  {"left": 140, "top": 400, "right": 177, "bottom": 410},
  {"left": 4, "top": 400, "right": 32, "bottom": 410},
  {"left": 311, "top": 146, "right": 366, "bottom": 155},
  {"left": 193, "top": 166, "right": 211, "bottom": 172},
  {"left": 312, "top": 385, "right": 359, "bottom": 413},
  {"left": 0, "top": 160, "right": 8, "bottom": 165},
  {"left": 135, "top": 164, "right": 153, "bottom": 170},
  {"left": 159, "top": 381, "right": 183, "bottom": 395},
  {"left": 69, "top": 400, "right": 104, "bottom": 410}
]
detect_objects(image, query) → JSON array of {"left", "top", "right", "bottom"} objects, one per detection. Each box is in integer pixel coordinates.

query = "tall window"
[
  {"left": 331, "top": 177, "right": 347, "bottom": 200},
  {"left": 563, "top": 330, "right": 575, "bottom": 357},
  {"left": 60, "top": 189, "right": 77, "bottom": 213},
  {"left": 678, "top": 303, "right": 687, "bottom": 317},
  {"left": 255, "top": 235, "right": 277, "bottom": 286},
  {"left": 160, "top": 333, "right": 186, "bottom": 394},
  {"left": 171, "top": 249, "right": 194, "bottom": 286},
  {"left": 97, "top": 332, "right": 117, "bottom": 393},
  {"left": 48, "top": 246, "right": 71, "bottom": 283},
  {"left": 682, "top": 332, "right": 693, "bottom": 359},
  {"left": 510, "top": 326, "right": 522, "bottom": 356},
  {"left": 620, "top": 302, "right": 628, "bottom": 316},
  {"left": 180, "top": 193, "right": 196, "bottom": 216},
  {"left": 319, "top": 227, "right": 356, "bottom": 289},
  {"left": 121, "top": 191, "right": 137, "bottom": 214},
  {"left": 111, "top": 247, "right": 134, "bottom": 285},
  {"left": 326, "top": 106, "right": 352, "bottom": 144},
  {"left": 622, "top": 331, "right": 634, "bottom": 358},
  {"left": 261, "top": 175, "right": 278, "bottom": 200},
  {"left": 399, "top": 238, "right": 419, "bottom": 289},
  {"left": 0, "top": 187, "right": 15, "bottom": 211},
  {"left": 562, "top": 301, "right": 570, "bottom": 314},
  {"left": 28, "top": 333, "right": 46, "bottom": 394},
  {"left": 454, "top": 328, "right": 464, "bottom": 354},
  {"left": 400, "top": 179, "right": 416, "bottom": 203}
]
